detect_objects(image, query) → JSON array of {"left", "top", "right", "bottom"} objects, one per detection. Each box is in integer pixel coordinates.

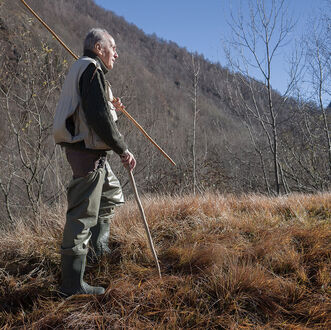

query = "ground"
[{"left": 0, "top": 193, "right": 330, "bottom": 328}]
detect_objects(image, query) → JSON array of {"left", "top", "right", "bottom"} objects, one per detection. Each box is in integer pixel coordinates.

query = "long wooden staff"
[
  {"left": 128, "top": 169, "right": 162, "bottom": 279},
  {"left": 19, "top": 0, "right": 176, "bottom": 167}
]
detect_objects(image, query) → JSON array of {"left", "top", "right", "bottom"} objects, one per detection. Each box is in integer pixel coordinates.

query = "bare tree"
[
  {"left": 185, "top": 54, "right": 201, "bottom": 194},
  {"left": 304, "top": 4, "right": 331, "bottom": 173},
  {"left": 279, "top": 0, "right": 331, "bottom": 191},
  {"left": 220, "top": 0, "right": 297, "bottom": 195},
  {"left": 0, "top": 30, "right": 69, "bottom": 223}
]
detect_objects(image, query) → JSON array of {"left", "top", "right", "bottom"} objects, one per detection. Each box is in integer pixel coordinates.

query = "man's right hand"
[{"left": 120, "top": 150, "right": 136, "bottom": 171}]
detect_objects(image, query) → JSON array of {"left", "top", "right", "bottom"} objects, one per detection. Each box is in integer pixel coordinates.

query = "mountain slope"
[
  {"left": 0, "top": 0, "right": 247, "bottom": 190},
  {"left": 0, "top": 0, "right": 329, "bottom": 220}
]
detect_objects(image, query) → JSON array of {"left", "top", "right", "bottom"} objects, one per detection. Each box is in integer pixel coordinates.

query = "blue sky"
[{"left": 94, "top": 0, "right": 325, "bottom": 95}]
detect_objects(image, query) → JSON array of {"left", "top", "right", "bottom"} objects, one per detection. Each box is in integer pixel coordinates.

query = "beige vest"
[{"left": 53, "top": 56, "right": 117, "bottom": 150}]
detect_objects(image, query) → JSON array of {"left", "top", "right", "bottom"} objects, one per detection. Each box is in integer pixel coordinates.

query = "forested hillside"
[{"left": 0, "top": 0, "right": 330, "bottom": 224}]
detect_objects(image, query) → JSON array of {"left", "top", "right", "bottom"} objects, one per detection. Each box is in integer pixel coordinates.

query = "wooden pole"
[
  {"left": 115, "top": 99, "right": 176, "bottom": 166},
  {"left": 128, "top": 169, "right": 162, "bottom": 279},
  {"left": 19, "top": 0, "right": 79, "bottom": 60},
  {"left": 19, "top": 0, "right": 176, "bottom": 167}
]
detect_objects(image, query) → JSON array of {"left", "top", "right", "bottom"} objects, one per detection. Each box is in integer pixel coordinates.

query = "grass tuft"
[{"left": 0, "top": 193, "right": 330, "bottom": 328}]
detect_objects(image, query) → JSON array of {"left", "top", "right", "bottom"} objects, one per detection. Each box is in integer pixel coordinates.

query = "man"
[{"left": 53, "top": 28, "right": 136, "bottom": 296}]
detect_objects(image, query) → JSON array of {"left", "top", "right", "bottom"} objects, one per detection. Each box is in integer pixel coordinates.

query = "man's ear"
[{"left": 95, "top": 42, "right": 103, "bottom": 55}]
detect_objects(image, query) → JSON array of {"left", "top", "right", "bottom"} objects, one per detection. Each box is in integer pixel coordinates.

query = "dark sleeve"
[{"left": 79, "top": 63, "right": 128, "bottom": 155}]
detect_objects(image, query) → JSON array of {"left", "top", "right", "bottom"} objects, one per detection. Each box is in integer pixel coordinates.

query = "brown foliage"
[{"left": 0, "top": 193, "right": 330, "bottom": 328}]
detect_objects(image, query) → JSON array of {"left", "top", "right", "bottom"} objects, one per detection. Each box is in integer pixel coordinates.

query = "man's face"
[{"left": 95, "top": 34, "right": 118, "bottom": 70}]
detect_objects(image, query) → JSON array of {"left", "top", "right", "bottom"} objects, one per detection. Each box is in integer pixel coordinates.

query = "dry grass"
[{"left": 0, "top": 193, "right": 330, "bottom": 329}]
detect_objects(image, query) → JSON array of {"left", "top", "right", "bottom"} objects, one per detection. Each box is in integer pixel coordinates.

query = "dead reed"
[{"left": 0, "top": 193, "right": 330, "bottom": 329}]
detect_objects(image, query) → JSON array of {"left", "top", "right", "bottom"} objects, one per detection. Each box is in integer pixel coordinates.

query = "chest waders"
[{"left": 59, "top": 153, "right": 124, "bottom": 296}]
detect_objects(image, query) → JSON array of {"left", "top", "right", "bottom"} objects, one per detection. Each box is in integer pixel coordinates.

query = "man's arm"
[{"left": 79, "top": 63, "right": 128, "bottom": 155}]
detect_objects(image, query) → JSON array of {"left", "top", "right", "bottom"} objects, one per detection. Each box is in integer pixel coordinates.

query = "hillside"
[
  {"left": 0, "top": 193, "right": 330, "bottom": 328},
  {"left": 0, "top": 0, "right": 330, "bottom": 225},
  {"left": 0, "top": 0, "right": 244, "bottom": 202}
]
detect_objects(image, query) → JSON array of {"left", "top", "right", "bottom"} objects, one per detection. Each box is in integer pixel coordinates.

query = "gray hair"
[{"left": 83, "top": 28, "right": 110, "bottom": 52}]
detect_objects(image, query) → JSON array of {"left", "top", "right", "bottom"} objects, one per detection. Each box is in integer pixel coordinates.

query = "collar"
[{"left": 83, "top": 49, "right": 108, "bottom": 74}]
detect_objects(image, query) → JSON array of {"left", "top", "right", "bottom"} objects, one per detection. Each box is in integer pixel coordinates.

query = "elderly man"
[{"left": 53, "top": 28, "right": 136, "bottom": 296}]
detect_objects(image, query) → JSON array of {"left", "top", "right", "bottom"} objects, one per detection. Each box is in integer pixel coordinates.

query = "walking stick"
[{"left": 127, "top": 169, "right": 162, "bottom": 279}]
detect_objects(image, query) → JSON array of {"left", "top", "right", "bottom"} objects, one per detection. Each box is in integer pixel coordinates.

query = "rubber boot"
[
  {"left": 88, "top": 219, "right": 112, "bottom": 263},
  {"left": 59, "top": 254, "right": 105, "bottom": 297}
]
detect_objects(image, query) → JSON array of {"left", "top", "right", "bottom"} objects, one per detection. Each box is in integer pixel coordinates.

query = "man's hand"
[
  {"left": 112, "top": 97, "right": 125, "bottom": 112},
  {"left": 120, "top": 150, "right": 136, "bottom": 171}
]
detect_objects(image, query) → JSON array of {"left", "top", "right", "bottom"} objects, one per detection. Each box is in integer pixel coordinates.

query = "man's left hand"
[{"left": 120, "top": 150, "right": 136, "bottom": 171}]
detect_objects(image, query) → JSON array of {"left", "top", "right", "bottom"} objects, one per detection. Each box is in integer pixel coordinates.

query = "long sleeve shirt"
[{"left": 65, "top": 50, "right": 127, "bottom": 155}]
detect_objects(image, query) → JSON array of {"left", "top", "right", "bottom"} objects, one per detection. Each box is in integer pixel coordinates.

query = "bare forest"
[{"left": 0, "top": 0, "right": 330, "bottom": 225}]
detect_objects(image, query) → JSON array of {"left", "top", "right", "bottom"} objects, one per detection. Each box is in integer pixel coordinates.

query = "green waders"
[{"left": 59, "top": 149, "right": 123, "bottom": 297}]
